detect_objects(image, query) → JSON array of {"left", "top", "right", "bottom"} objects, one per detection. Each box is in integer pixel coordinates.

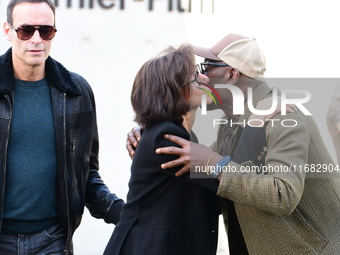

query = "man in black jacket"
[{"left": 0, "top": 0, "right": 123, "bottom": 254}]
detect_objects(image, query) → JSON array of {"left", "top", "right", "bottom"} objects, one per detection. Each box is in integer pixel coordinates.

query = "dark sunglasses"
[
  {"left": 199, "top": 62, "right": 229, "bottom": 74},
  {"left": 9, "top": 24, "right": 57, "bottom": 41}
]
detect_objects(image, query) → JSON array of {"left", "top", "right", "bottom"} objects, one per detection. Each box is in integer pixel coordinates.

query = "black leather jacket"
[{"left": 0, "top": 48, "right": 123, "bottom": 254}]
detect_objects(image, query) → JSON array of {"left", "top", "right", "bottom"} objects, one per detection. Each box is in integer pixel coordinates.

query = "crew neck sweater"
[{"left": 2, "top": 78, "right": 59, "bottom": 234}]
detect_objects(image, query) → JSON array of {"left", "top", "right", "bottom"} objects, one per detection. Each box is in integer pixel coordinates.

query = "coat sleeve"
[
  {"left": 81, "top": 78, "right": 124, "bottom": 224},
  {"left": 217, "top": 112, "right": 308, "bottom": 216},
  {"left": 86, "top": 170, "right": 124, "bottom": 224}
]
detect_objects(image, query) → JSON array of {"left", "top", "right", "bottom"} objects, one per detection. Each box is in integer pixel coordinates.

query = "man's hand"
[
  {"left": 156, "top": 134, "right": 217, "bottom": 177},
  {"left": 126, "top": 125, "right": 143, "bottom": 159},
  {"left": 155, "top": 134, "right": 190, "bottom": 176}
]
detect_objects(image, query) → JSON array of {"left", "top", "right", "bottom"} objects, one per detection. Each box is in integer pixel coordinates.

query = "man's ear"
[
  {"left": 3, "top": 22, "right": 12, "bottom": 41},
  {"left": 225, "top": 67, "right": 240, "bottom": 84}
]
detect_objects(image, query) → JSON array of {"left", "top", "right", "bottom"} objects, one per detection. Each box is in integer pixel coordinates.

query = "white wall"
[{"left": 1, "top": 0, "right": 340, "bottom": 254}]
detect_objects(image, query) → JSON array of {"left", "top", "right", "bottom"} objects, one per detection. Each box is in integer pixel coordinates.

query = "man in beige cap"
[
  {"left": 127, "top": 34, "right": 340, "bottom": 254},
  {"left": 192, "top": 33, "right": 266, "bottom": 127}
]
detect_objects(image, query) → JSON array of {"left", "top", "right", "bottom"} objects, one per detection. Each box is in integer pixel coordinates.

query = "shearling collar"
[{"left": 0, "top": 48, "right": 81, "bottom": 95}]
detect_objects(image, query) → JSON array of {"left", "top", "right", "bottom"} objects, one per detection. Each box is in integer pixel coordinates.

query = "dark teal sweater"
[{"left": 2, "top": 78, "right": 59, "bottom": 234}]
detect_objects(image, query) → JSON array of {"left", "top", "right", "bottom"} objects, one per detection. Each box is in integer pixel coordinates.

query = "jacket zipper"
[
  {"left": 62, "top": 92, "right": 71, "bottom": 255},
  {"left": 71, "top": 139, "right": 76, "bottom": 153}
]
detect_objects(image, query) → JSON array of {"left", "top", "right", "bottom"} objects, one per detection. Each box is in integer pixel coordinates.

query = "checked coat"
[{"left": 212, "top": 82, "right": 340, "bottom": 255}]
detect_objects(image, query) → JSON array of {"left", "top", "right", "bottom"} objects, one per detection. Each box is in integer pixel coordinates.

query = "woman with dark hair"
[
  {"left": 103, "top": 44, "right": 292, "bottom": 255},
  {"left": 104, "top": 44, "right": 220, "bottom": 255}
]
